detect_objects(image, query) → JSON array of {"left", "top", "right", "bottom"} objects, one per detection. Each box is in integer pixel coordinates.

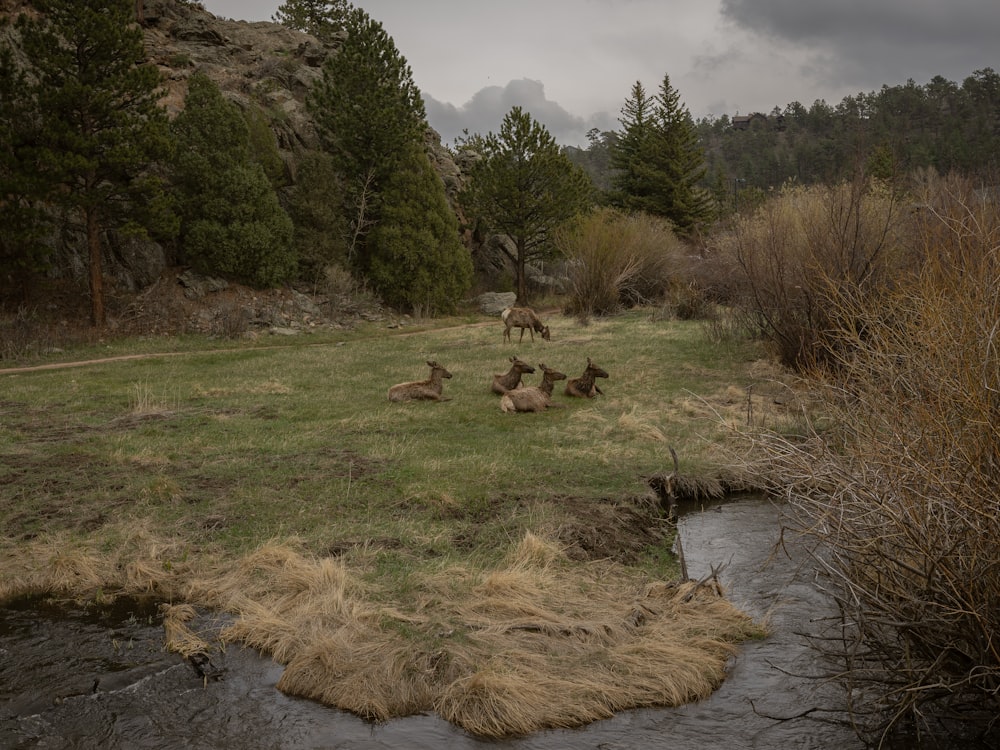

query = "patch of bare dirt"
[{"left": 546, "top": 495, "right": 674, "bottom": 565}]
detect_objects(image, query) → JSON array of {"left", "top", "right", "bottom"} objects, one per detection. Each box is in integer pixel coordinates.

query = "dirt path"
[{"left": 0, "top": 319, "right": 508, "bottom": 376}]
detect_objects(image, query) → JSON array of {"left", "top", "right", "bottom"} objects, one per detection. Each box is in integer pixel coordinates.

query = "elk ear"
[{"left": 427, "top": 360, "right": 435, "bottom": 367}]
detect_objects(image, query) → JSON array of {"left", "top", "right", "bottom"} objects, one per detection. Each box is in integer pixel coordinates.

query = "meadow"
[{"left": 0, "top": 308, "right": 790, "bottom": 735}]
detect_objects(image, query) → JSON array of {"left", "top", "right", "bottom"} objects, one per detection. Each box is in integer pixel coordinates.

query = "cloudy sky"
[{"left": 200, "top": 0, "right": 999, "bottom": 148}]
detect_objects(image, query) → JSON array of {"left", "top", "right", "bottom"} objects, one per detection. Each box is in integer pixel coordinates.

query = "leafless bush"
[
  {"left": 736, "top": 173, "right": 1000, "bottom": 746},
  {"left": 0, "top": 306, "right": 55, "bottom": 361},
  {"left": 215, "top": 303, "right": 249, "bottom": 339},
  {"left": 321, "top": 264, "right": 382, "bottom": 317},
  {"left": 718, "top": 179, "right": 907, "bottom": 370},
  {"left": 555, "top": 208, "right": 681, "bottom": 316}
]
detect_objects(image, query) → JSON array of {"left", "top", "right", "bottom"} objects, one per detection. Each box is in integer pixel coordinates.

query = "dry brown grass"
[{"left": 0, "top": 526, "right": 762, "bottom": 737}]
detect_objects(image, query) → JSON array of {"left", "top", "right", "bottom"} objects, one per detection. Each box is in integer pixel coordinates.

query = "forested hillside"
[{"left": 569, "top": 69, "right": 1000, "bottom": 205}]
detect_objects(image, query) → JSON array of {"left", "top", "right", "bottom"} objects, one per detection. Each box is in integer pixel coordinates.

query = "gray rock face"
[{"left": 474, "top": 292, "right": 517, "bottom": 315}]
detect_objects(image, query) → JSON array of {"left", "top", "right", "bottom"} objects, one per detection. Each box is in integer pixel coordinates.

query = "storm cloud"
[
  {"left": 424, "top": 79, "right": 617, "bottom": 149},
  {"left": 719, "top": 0, "right": 999, "bottom": 94},
  {"left": 202, "top": 0, "right": 1000, "bottom": 145}
]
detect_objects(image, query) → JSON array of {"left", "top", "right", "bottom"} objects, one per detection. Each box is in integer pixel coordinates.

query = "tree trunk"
[
  {"left": 86, "top": 207, "right": 105, "bottom": 328},
  {"left": 515, "top": 237, "right": 528, "bottom": 306}
]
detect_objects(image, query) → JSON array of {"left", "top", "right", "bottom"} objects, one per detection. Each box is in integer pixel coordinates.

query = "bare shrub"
[
  {"left": 215, "top": 303, "right": 249, "bottom": 339},
  {"left": 0, "top": 306, "right": 60, "bottom": 361},
  {"left": 556, "top": 208, "right": 682, "bottom": 316},
  {"left": 718, "top": 179, "right": 906, "bottom": 370},
  {"left": 736, "top": 173, "right": 1000, "bottom": 746},
  {"left": 321, "top": 264, "right": 382, "bottom": 317}
]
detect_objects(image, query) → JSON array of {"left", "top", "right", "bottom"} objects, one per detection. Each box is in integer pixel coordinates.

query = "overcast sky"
[{"left": 199, "top": 0, "right": 1000, "bottom": 148}]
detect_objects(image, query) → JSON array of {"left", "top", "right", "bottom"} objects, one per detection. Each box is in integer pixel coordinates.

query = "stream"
[{"left": 0, "top": 496, "right": 864, "bottom": 749}]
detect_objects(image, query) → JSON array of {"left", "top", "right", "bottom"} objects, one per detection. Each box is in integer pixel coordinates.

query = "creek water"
[{"left": 0, "top": 496, "right": 864, "bottom": 749}]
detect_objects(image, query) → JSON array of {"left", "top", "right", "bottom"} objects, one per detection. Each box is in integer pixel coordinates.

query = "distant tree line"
[{"left": 569, "top": 69, "right": 1000, "bottom": 211}]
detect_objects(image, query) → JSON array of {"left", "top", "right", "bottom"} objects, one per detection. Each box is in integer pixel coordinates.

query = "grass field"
[{"left": 0, "top": 308, "right": 793, "bottom": 735}]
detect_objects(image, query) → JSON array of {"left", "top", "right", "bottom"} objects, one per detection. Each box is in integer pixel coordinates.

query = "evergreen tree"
[
  {"left": 171, "top": 73, "right": 294, "bottom": 287},
  {"left": 0, "top": 39, "right": 51, "bottom": 301},
  {"left": 13, "top": 0, "right": 176, "bottom": 326},
  {"left": 245, "top": 106, "right": 288, "bottom": 190},
  {"left": 460, "top": 106, "right": 593, "bottom": 305},
  {"left": 307, "top": 5, "right": 426, "bottom": 217},
  {"left": 366, "top": 145, "right": 473, "bottom": 315},
  {"left": 610, "top": 75, "right": 713, "bottom": 234},
  {"left": 609, "top": 81, "right": 657, "bottom": 210},
  {"left": 287, "top": 150, "right": 349, "bottom": 285},
  {"left": 307, "top": 5, "right": 466, "bottom": 311},
  {"left": 274, "top": 0, "right": 349, "bottom": 40}
]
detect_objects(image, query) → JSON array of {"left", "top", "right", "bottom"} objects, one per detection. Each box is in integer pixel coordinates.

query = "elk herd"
[{"left": 387, "top": 306, "right": 610, "bottom": 413}]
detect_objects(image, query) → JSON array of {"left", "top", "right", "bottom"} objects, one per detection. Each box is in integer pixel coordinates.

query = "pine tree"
[
  {"left": 609, "top": 81, "right": 657, "bottom": 210},
  {"left": 460, "top": 106, "right": 594, "bottom": 305},
  {"left": 14, "top": 0, "right": 176, "bottom": 326},
  {"left": 171, "top": 73, "right": 295, "bottom": 287},
  {"left": 366, "top": 146, "right": 473, "bottom": 315},
  {"left": 0, "top": 39, "right": 51, "bottom": 300},
  {"left": 307, "top": 6, "right": 465, "bottom": 312},
  {"left": 307, "top": 5, "right": 426, "bottom": 211},
  {"left": 610, "top": 74, "right": 714, "bottom": 234},
  {"left": 287, "top": 151, "right": 349, "bottom": 285},
  {"left": 274, "top": 0, "right": 349, "bottom": 40}
]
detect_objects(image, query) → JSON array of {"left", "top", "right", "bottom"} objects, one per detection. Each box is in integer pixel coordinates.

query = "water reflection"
[{"left": 1, "top": 496, "right": 863, "bottom": 749}]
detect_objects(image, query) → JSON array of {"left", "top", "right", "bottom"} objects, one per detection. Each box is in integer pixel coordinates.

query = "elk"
[
  {"left": 565, "top": 357, "right": 609, "bottom": 398},
  {"left": 500, "top": 363, "right": 567, "bottom": 413},
  {"left": 387, "top": 361, "right": 453, "bottom": 402},
  {"left": 501, "top": 307, "right": 551, "bottom": 343},
  {"left": 491, "top": 355, "right": 535, "bottom": 395}
]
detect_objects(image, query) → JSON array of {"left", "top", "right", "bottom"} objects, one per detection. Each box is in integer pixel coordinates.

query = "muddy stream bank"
[{"left": 1, "top": 496, "right": 863, "bottom": 749}]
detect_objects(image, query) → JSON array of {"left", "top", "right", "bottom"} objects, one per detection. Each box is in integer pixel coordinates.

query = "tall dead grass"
[
  {"left": 718, "top": 178, "right": 906, "bottom": 370},
  {"left": 732, "top": 172, "right": 1000, "bottom": 745},
  {"left": 556, "top": 208, "right": 683, "bottom": 317},
  {"left": 0, "top": 527, "right": 762, "bottom": 737}
]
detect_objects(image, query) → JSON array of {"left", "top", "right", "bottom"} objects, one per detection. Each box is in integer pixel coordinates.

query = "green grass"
[{"left": 0, "top": 309, "right": 785, "bottom": 585}]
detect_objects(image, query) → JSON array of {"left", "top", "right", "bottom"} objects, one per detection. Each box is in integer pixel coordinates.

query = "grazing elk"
[
  {"left": 565, "top": 357, "right": 609, "bottom": 398},
  {"left": 501, "top": 307, "right": 551, "bottom": 343},
  {"left": 387, "top": 361, "right": 453, "bottom": 402},
  {"left": 500, "top": 363, "right": 567, "bottom": 413},
  {"left": 491, "top": 355, "right": 535, "bottom": 395}
]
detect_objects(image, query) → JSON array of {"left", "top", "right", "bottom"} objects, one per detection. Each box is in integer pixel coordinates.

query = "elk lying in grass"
[
  {"left": 387, "top": 361, "right": 452, "bottom": 402},
  {"left": 501, "top": 307, "right": 551, "bottom": 343},
  {"left": 565, "top": 357, "right": 609, "bottom": 398},
  {"left": 500, "top": 363, "right": 567, "bottom": 413},
  {"left": 491, "top": 356, "right": 535, "bottom": 395}
]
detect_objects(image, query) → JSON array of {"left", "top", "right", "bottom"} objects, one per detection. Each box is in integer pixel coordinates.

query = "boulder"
[{"left": 474, "top": 292, "right": 517, "bottom": 315}]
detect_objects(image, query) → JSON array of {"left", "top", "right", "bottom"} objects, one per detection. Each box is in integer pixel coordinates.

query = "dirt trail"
[{"left": 0, "top": 319, "right": 509, "bottom": 375}]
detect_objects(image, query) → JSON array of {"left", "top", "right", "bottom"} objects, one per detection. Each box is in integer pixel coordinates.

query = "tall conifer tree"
[
  {"left": 307, "top": 5, "right": 468, "bottom": 311},
  {"left": 14, "top": 0, "right": 175, "bottom": 326},
  {"left": 610, "top": 74, "right": 714, "bottom": 234},
  {"left": 0, "top": 41, "right": 51, "bottom": 300},
  {"left": 171, "top": 73, "right": 295, "bottom": 287},
  {"left": 460, "top": 107, "right": 593, "bottom": 305},
  {"left": 366, "top": 145, "right": 472, "bottom": 315}
]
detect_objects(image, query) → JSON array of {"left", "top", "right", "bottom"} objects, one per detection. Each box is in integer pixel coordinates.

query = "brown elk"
[
  {"left": 499, "top": 363, "right": 567, "bottom": 413},
  {"left": 565, "top": 357, "right": 609, "bottom": 398},
  {"left": 501, "top": 307, "right": 551, "bottom": 343},
  {"left": 491, "top": 356, "right": 535, "bottom": 395},
  {"left": 387, "top": 361, "right": 453, "bottom": 402}
]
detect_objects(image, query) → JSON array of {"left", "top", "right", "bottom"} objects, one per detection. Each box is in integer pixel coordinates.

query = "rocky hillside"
[
  {"left": 1, "top": 0, "right": 478, "bottom": 335},
  {"left": 137, "top": 0, "right": 464, "bottom": 201}
]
